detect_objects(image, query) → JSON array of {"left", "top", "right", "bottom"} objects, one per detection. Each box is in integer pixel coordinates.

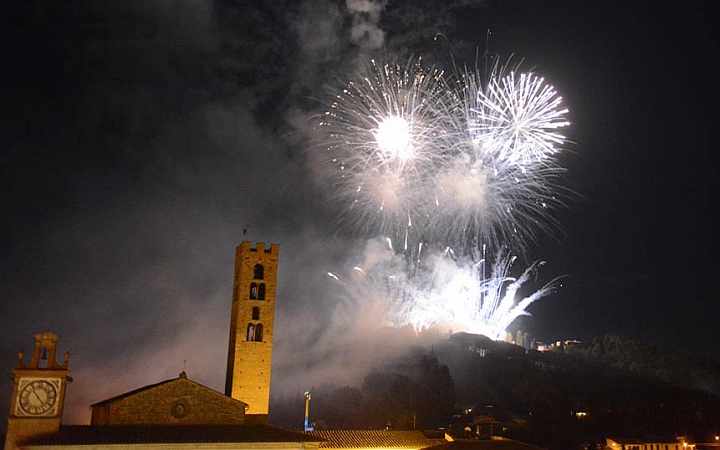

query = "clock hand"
[
  {"left": 27, "top": 386, "right": 46, "bottom": 405},
  {"left": 30, "top": 389, "right": 43, "bottom": 404}
]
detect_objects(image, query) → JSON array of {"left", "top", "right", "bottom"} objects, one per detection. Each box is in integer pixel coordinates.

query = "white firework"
[
  {"left": 329, "top": 242, "right": 559, "bottom": 341},
  {"left": 473, "top": 70, "right": 570, "bottom": 166},
  {"left": 317, "top": 54, "right": 571, "bottom": 342},
  {"left": 426, "top": 66, "right": 569, "bottom": 253},
  {"left": 416, "top": 248, "right": 559, "bottom": 340},
  {"left": 318, "top": 56, "right": 571, "bottom": 255},
  {"left": 319, "top": 58, "right": 451, "bottom": 244}
]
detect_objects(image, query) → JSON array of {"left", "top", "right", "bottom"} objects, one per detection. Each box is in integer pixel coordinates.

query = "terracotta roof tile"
[
  {"left": 23, "top": 425, "right": 322, "bottom": 446},
  {"left": 422, "top": 438, "right": 546, "bottom": 450},
  {"left": 308, "top": 430, "right": 443, "bottom": 448}
]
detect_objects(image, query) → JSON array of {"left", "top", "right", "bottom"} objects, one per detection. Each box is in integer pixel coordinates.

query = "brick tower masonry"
[
  {"left": 225, "top": 241, "right": 279, "bottom": 423},
  {"left": 4, "top": 332, "right": 70, "bottom": 450}
]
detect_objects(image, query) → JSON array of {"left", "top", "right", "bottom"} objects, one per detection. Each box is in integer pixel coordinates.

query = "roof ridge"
[
  {"left": 308, "top": 429, "right": 442, "bottom": 449},
  {"left": 27, "top": 424, "right": 324, "bottom": 446},
  {"left": 90, "top": 377, "right": 177, "bottom": 406},
  {"left": 90, "top": 375, "right": 247, "bottom": 407}
]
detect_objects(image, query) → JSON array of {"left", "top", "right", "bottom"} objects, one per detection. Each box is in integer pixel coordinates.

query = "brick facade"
[
  {"left": 226, "top": 242, "right": 279, "bottom": 417},
  {"left": 90, "top": 375, "right": 246, "bottom": 426},
  {"left": 4, "top": 333, "right": 70, "bottom": 450}
]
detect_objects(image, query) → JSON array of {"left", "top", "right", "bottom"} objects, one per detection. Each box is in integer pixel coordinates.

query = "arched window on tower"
[
  {"left": 254, "top": 324, "right": 263, "bottom": 342},
  {"left": 254, "top": 264, "right": 264, "bottom": 280},
  {"left": 39, "top": 347, "right": 48, "bottom": 368},
  {"left": 258, "top": 283, "right": 266, "bottom": 300},
  {"left": 249, "top": 283, "right": 258, "bottom": 299},
  {"left": 246, "top": 323, "right": 255, "bottom": 341},
  {"left": 252, "top": 307, "right": 260, "bottom": 320}
]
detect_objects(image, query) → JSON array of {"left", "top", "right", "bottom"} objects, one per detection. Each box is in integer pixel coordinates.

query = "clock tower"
[{"left": 4, "top": 332, "right": 70, "bottom": 450}]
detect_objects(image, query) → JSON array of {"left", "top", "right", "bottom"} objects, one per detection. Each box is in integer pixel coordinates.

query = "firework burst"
[
  {"left": 318, "top": 56, "right": 571, "bottom": 254},
  {"left": 425, "top": 63, "right": 570, "bottom": 253},
  {"left": 319, "top": 58, "right": 451, "bottom": 244},
  {"left": 417, "top": 247, "right": 560, "bottom": 340},
  {"left": 329, "top": 242, "right": 559, "bottom": 341},
  {"left": 317, "top": 54, "right": 571, "bottom": 341},
  {"left": 473, "top": 71, "right": 570, "bottom": 166}
]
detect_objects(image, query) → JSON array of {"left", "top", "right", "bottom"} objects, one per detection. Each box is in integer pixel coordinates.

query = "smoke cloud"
[
  {"left": 347, "top": 0, "right": 386, "bottom": 50},
  {"left": 0, "top": 0, "right": 489, "bottom": 427}
]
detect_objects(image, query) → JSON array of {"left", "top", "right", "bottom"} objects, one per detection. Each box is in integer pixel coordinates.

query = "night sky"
[{"left": 2, "top": 0, "right": 718, "bottom": 426}]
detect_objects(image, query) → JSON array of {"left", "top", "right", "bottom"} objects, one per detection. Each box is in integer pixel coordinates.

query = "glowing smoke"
[
  {"left": 319, "top": 58, "right": 451, "bottom": 245},
  {"left": 346, "top": 0, "right": 386, "bottom": 50},
  {"left": 317, "top": 54, "right": 571, "bottom": 341},
  {"left": 374, "top": 116, "right": 413, "bottom": 161},
  {"left": 319, "top": 56, "right": 570, "bottom": 254},
  {"left": 329, "top": 240, "right": 559, "bottom": 341}
]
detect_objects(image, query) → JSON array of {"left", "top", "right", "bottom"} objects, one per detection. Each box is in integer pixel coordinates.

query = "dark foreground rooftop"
[
  {"left": 423, "top": 438, "right": 545, "bottom": 450},
  {"left": 308, "top": 430, "right": 443, "bottom": 448},
  {"left": 24, "top": 424, "right": 322, "bottom": 446}
]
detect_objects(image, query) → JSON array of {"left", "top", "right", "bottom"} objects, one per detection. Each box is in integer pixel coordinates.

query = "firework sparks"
[
  {"left": 318, "top": 54, "right": 570, "bottom": 340},
  {"left": 424, "top": 62, "right": 570, "bottom": 253},
  {"left": 318, "top": 57, "right": 571, "bottom": 253},
  {"left": 473, "top": 71, "right": 570, "bottom": 165},
  {"left": 319, "top": 58, "right": 451, "bottom": 243},
  {"left": 329, "top": 243, "right": 559, "bottom": 341},
  {"left": 374, "top": 116, "right": 413, "bottom": 161}
]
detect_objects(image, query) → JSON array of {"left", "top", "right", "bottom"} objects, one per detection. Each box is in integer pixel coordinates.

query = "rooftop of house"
[{"left": 23, "top": 424, "right": 321, "bottom": 446}]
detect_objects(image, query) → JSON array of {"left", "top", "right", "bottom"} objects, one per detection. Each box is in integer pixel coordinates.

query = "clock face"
[{"left": 16, "top": 378, "right": 61, "bottom": 416}]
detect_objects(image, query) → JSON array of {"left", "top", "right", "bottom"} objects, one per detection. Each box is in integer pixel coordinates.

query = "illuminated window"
[
  {"left": 258, "top": 283, "right": 266, "bottom": 300},
  {"left": 246, "top": 324, "right": 255, "bottom": 341},
  {"left": 254, "top": 324, "right": 263, "bottom": 342},
  {"left": 250, "top": 283, "right": 258, "bottom": 299},
  {"left": 254, "top": 264, "right": 264, "bottom": 280},
  {"left": 252, "top": 307, "right": 260, "bottom": 320}
]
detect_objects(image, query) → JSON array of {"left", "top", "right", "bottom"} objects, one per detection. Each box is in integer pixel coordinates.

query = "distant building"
[
  {"left": 428, "top": 437, "right": 546, "bottom": 450},
  {"left": 605, "top": 437, "right": 694, "bottom": 450},
  {"left": 534, "top": 339, "right": 582, "bottom": 352},
  {"left": 513, "top": 330, "right": 531, "bottom": 351}
]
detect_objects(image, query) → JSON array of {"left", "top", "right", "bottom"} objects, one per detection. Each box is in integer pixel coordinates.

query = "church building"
[
  {"left": 4, "top": 241, "right": 510, "bottom": 450},
  {"left": 3, "top": 242, "right": 323, "bottom": 450}
]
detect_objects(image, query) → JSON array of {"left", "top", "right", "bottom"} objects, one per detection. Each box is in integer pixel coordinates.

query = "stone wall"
[
  {"left": 226, "top": 242, "right": 279, "bottom": 417},
  {"left": 91, "top": 377, "right": 245, "bottom": 426}
]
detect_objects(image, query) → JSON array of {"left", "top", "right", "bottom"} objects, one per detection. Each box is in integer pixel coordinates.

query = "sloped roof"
[
  {"left": 422, "top": 438, "right": 545, "bottom": 450},
  {"left": 90, "top": 373, "right": 247, "bottom": 407},
  {"left": 607, "top": 436, "right": 682, "bottom": 444},
  {"left": 23, "top": 425, "right": 322, "bottom": 446},
  {"left": 308, "top": 430, "right": 443, "bottom": 448}
]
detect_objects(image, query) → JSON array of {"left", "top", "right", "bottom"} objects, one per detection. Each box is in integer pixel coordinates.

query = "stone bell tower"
[
  {"left": 225, "top": 241, "right": 279, "bottom": 423},
  {"left": 4, "top": 332, "right": 70, "bottom": 450}
]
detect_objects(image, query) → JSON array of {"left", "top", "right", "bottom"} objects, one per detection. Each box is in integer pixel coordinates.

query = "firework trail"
[
  {"left": 416, "top": 247, "right": 560, "bottom": 340},
  {"left": 328, "top": 242, "right": 559, "bottom": 341}
]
